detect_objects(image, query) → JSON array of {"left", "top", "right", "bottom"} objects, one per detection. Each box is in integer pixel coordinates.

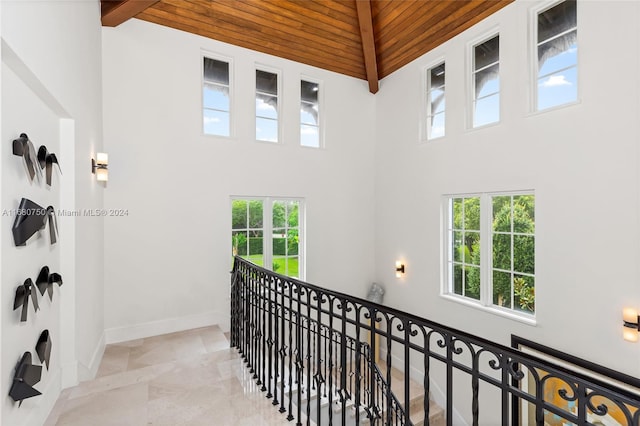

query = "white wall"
[
  {"left": 1, "top": 0, "right": 104, "bottom": 424},
  {"left": 374, "top": 0, "right": 640, "bottom": 386},
  {"left": 102, "top": 19, "right": 376, "bottom": 340}
]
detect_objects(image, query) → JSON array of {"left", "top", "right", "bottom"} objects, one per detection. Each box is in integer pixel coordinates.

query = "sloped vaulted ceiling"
[{"left": 101, "top": 0, "right": 514, "bottom": 93}]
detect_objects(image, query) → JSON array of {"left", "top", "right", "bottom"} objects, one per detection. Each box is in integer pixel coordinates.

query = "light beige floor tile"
[{"left": 56, "top": 382, "right": 148, "bottom": 426}]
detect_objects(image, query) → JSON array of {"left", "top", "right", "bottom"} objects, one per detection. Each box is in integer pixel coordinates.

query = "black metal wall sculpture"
[
  {"left": 12, "top": 133, "right": 40, "bottom": 182},
  {"left": 36, "top": 331, "right": 52, "bottom": 370},
  {"left": 9, "top": 352, "right": 42, "bottom": 405},
  {"left": 37, "top": 146, "right": 61, "bottom": 186},
  {"left": 36, "top": 266, "right": 63, "bottom": 301},
  {"left": 12, "top": 198, "right": 58, "bottom": 246},
  {"left": 14, "top": 279, "right": 39, "bottom": 322}
]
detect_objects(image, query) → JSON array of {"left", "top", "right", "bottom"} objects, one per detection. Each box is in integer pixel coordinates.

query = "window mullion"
[{"left": 480, "top": 194, "right": 492, "bottom": 306}]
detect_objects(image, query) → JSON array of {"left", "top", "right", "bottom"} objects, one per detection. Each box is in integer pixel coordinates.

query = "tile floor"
[{"left": 45, "top": 326, "right": 298, "bottom": 425}]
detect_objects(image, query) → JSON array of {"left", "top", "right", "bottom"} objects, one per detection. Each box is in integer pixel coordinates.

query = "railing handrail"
[{"left": 231, "top": 256, "right": 640, "bottom": 426}]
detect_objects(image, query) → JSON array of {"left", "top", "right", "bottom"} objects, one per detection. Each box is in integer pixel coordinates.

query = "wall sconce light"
[
  {"left": 395, "top": 261, "right": 405, "bottom": 278},
  {"left": 91, "top": 153, "right": 108, "bottom": 182},
  {"left": 623, "top": 308, "right": 639, "bottom": 342}
]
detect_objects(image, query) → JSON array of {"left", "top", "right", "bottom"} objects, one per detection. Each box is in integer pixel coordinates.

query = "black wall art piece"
[
  {"left": 12, "top": 133, "right": 40, "bottom": 182},
  {"left": 9, "top": 352, "right": 42, "bottom": 405},
  {"left": 36, "top": 331, "right": 52, "bottom": 370},
  {"left": 12, "top": 198, "right": 58, "bottom": 246},
  {"left": 36, "top": 266, "right": 63, "bottom": 301},
  {"left": 14, "top": 279, "right": 40, "bottom": 322},
  {"left": 37, "top": 146, "right": 62, "bottom": 186}
]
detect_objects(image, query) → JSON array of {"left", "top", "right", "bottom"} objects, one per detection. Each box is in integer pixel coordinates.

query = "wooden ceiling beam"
[
  {"left": 355, "top": 0, "right": 379, "bottom": 94},
  {"left": 101, "top": 0, "right": 160, "bottom": 27}
]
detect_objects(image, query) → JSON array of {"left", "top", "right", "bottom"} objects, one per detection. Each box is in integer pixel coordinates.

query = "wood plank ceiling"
[{"left": 102, "top": 0, "right": 514, "bottom": 94}]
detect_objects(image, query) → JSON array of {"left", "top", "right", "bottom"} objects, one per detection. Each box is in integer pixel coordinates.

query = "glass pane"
[
  {"left": 204, "top": 57, "right": 229, "bottom": 85},
  {"left": 232, "top": 231, "right": 248, "bottom": 256},
  {"left": 430, "top": 112, "right": 445, "bottom": 139},
  {"left": 273, "top": 229, "right": 286, "bottom": 256},
  {"left": 464, "top": 197, "right": 480, "bottom": 230},
  {"left": 452, "top": 198, "right": 462, "bottom": 229},
  {"left": 466, "top": 231, "right": 480, "bottom": 265},
  {"left": 475, "top": 64, "right": 499, "bottom": 98},
  {"left": 287, "top": 201, "right": 299, "bottom": 226},
  {"left": 429, "top": 63, "right": 445, "bottom": 89},
  {"left": 493, "top": 196, "right": 511, "bottom": 232},
  {"left": 273, "top": 201, "right": 286, "bottom": 228},
  {"left": 248, "top": 230, "right": 263, "bottom": 257},
  {"left": 232, "top": 200, "right": 247, "bottom": 229},
  {"left": 465, "top": 266, "right": 481, "bottom": 300},
  {"left": 538, "top": 31, "right": 577, "bottom": 76},
  {"left": 203, "top": 83, "right": 230, "bottom": 110},
  {"left": 203, "top": 109, "right": 230, "bottom": 137},
  {"left": 453, "top": 231, "right": 463, "bottom": 262},
  {"left": 453, "top": 264, "right": 463, "bottom": 295},
  {"left": 301, "top": 125, "right": 319, "bottom": 147},
  {"left": 430, "top": 88, "right": 445, "bottom": 114},
  {"left": 288, "top": 229, "right": 299, "bottom": 255},
  {"left": 538, "top": 67, "right": 577, "bottom": 110},
  {"left": 301, "top": 102, "right": 319, "bottom": 126},
  {"left": 493, "top": 270, "right": 512, "bottom": 308},
  {"left": 513, "top": 205, "right": 535, "bottom": 234},
  {"left": 248, "top": 200, "right": 263, "bottom": 228},
  {"left": 515, "top": 195, "right": 535, "bottom": 229},
  {"left": 514, "top": 235, "right": 535, "bottom": 274},
  {"left": 286, "top": 256, "right": 299, "bottom": 278},
  {"left": 301, "top": 80, "right": 319, "bottom": 103},
  {"left": 474, "top": 35, "right": 499, "bottom": 70},
  {"left": 256, "top": 70, "right": 277, "bottom": 95},
  {"left": 538, "top": 0, "right": 577, "bottom": 43},
  {"left": 256, "top": 117, "right": 278, "bottom": 142},
  {"left": 493, "top": 233, "right": 511, "bottom": 270},
  {"left": 256, "top": 95, "right": 278, "bottom": 119},
  {"left": 272, "top": 256, "right": 285, "bottom": 274},
  {"left": 474, "top": 93, "right": 500, "bottom": 127},
  {"left": 514, "top": 275, "right": 535, "bottom": 313}
]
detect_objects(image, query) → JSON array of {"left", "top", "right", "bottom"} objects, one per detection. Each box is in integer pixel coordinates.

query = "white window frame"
[
  {"left": 300, "top": 75, "right": 323, "bottom": 149},
  {"left": 422, "top": 59, "right": 446, "bottom": 142},
  {"left": 202, "top": 51, "right": 234, "bottom": 138},
  {"left": 468, "top": 30, "right": 501, "bottom": 129},
  {"left": 441, "top": 191, "right": 536, "bottom": 324},
  {"left": 255, "top": 64, "right": 282, "bottom": 143},
  {"left": 530, "top": 0, "right": 579, "bottom": 113},
  {"left": 231, "top": 196, "right": 305, "bottom": 280}
]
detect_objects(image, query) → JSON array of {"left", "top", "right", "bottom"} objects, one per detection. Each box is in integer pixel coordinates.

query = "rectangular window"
[
  {"left": 536, "top": 0, "right": 577, "bottom": 111},
  {"left": 256, "top": 69, "right": 279, "bottom": 142},
  {"left": 232, "top": 197, "right": 304, "bottom": 279},
  {"left": 472, "top": 35, "right": 500, "bottom": 128},
  {"left": 300, "top": 79, "right": 320, "bottom": 148},
  {"left": 445, "top": 193, "right": 535, "bottom": 316},
  {"left": 203, "top": 57, "right": 231, "bottom": 137},
  {"left": 427, "top": 62, "right": 446, "bottom": 140}
]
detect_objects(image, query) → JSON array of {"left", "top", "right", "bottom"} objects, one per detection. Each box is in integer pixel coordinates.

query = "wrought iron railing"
[{"left": 230, "top": 256, "right": 640, "bottom": 426}]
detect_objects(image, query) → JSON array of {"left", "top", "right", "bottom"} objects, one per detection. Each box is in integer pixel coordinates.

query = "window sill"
[
  {"left": 526, "top": 99, "right": 582, "bottom": 118},
  {"left": 440, "top": 293, "right": 537, "bottom": 326}
]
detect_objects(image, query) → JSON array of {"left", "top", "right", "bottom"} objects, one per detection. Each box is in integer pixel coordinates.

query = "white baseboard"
[
  {"left": 78, "top": 331, "right": 106, "bottom": 382},
  {"left": 379, "top": 347, "right": 468, "bottom": 426},
  {"left": 104, "top": 310, "right": 221, "bottom": 345}
]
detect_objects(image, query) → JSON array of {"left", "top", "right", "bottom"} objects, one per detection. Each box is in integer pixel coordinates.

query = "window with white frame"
[
  {"left": 472, "top": 35, "right": 500, "bottom": 128},
  {"left": 300, "top": 79, "right": 320, "bottom": 148},
  {"left": 232, "top": 197, "right": 304, "bottom": 279},
  {"left": 536, "top": 0, "right": 577, "bottom": 111},
  {"left": 445, "top": 193, "right": 535, "bottom": 315},
  {"left": 203, "top": 56, "right": 231, "bottom": 137},
  {"left": 426, "top": 62, "right": 446, "bottom": 140},
  {"left": 256, "top": 69, "right": 279, "bottom": 142}
]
